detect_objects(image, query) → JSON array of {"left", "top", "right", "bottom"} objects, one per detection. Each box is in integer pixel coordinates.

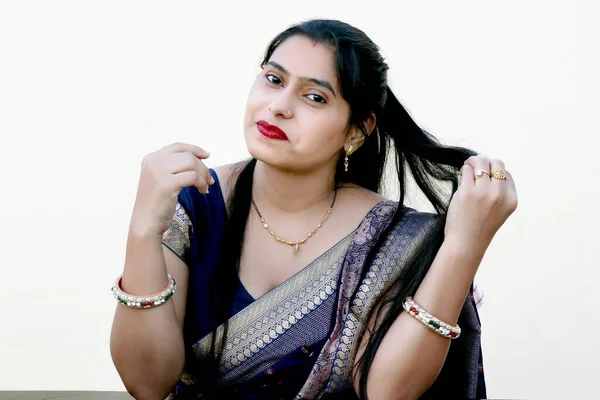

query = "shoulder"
[
  {"left": 212, "top": 162, "right": 246, "bottom": 206},
  {"left": 175, "top": 162, "right": 241, "bottom": 211},
  {"left": 172, "top": 162, "right": 243, "bottom": 225},
  {"left": 385, "top": 207, "right": 440, "bottom": 249},
  {"left": 337, "top": 183, "right": 386, "bottom": 211},
  {"left": 164, "top": 164, "right": 237, "bottom": 260}
]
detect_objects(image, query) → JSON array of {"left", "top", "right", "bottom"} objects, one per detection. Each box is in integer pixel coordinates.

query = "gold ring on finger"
[
  {"left": 475, "top": 169, "right": 491, "bottom": 179},
  {"left": 492, "top": 169, "right": 508, "bottom": 180}
]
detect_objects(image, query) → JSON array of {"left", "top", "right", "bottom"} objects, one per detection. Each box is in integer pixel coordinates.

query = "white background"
[{"left": 1, "top": 1, "right": 599, "bottom": 398}]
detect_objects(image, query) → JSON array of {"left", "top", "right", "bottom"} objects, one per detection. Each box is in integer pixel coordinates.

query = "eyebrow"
[{"left": 265, "top": 61, "right": 337, "bottom": 97}]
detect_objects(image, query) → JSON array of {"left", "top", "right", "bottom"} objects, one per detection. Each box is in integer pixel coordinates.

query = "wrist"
[
  {"left": 128, "top": 223, "right": 164, "bottom": 241},
  {"left": 439, "top": 236, "right": 487, "bottom": 269}
]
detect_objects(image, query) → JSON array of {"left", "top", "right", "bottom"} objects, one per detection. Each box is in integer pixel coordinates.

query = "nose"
[
  {"left": 268, "top": 107, "right": 292, "bottom": 118},
  {"left": 268, "top": 91, "right": 294, "bottom": 119}
]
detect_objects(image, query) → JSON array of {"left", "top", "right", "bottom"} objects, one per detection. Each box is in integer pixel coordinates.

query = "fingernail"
[
  {"left": 206, "top": 188, "right": 210, "bottom": 194},
  {"left": 209, "top": 176, "right": 215, "bottom": 185}
]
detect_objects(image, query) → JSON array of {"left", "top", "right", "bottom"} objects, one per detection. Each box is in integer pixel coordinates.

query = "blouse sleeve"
[{"left": 162, "top": 202, "right": 193, "bottom": 262}]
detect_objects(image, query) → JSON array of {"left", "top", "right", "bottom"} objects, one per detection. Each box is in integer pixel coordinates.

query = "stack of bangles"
[
  {"left": 111, "top": 274, "right": 176, "bottom": 309},
  {"left": 402, "top": 296, "right": 461, "bottom": 339}
]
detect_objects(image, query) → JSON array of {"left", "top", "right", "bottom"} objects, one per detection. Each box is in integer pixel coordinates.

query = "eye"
[
  {"left": 306, "top": 94, "right": 326, "bottom": 104},
  {"left": 266, "top": 73, "right": 282, "bottom": 85}
]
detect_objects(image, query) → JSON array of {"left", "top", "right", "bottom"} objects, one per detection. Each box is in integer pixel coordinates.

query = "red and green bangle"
[
  {"left": 111, "top": 274, "right": 176, "bottom": 309},
  {"left": 403, "top": 297, "right": 461, "bottom": 339}
]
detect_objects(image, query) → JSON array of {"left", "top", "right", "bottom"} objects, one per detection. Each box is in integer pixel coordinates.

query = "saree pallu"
[{"left": 164, "top": 176, "right": 486, "bottom": 399}]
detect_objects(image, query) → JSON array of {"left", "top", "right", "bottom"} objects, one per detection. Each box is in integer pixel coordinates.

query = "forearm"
[
  {"left": 110, "top": 232, "right": 185, "bottom": 399},
  {"left": 412, "top": 236, "right": 485, "bottom": 325},
  {"left": 366, "top": 238, "right": 485, "bottom": 400}
]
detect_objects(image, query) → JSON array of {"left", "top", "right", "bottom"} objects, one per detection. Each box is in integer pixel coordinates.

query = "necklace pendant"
[{"left": 252, "top": 190, "right": 337, "bottom": 255}]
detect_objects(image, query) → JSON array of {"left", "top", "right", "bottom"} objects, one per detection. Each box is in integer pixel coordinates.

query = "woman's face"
[{"left": 244, "top": 35, "right": 352, "bottom": 173}]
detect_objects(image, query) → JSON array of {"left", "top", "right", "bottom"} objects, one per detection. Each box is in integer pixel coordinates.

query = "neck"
[{"left": 252, "top": 160, "right": 337, "bottom": 215}]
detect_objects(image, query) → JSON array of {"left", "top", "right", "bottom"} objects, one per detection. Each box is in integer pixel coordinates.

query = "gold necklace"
[{"left": 251, "top": 190, "right": 338, "bottom": 254}]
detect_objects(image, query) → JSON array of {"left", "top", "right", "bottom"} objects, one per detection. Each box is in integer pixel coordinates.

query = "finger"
[
  {"left": 490, "top": 159, "right": 506, "bottom": 171},
  {"left": 489, "top": 162, "right": 518, "bottom": 212},
  {"left": 161, "top": 142, "right": 211, "bottom": 159},
  {"left": 505, "top": 170, "right": 518, "bottom": 207},
  {"left": 489, "top": 159, "right": 506, "bottom": 177},
  {"left": 491, "top": 161, "right": 516, "bottom": 194},
  {"left": 166, "top": 153, "right": 214, "bottom": 188},
  {"left": 464, "top": 155, "right": 492, "bottom": 186},
  {"left": 166, "top": 152, "right": 208, "bottom": 174},
  {"left": 459, "top": 164, "right": 475, "bottom": 187},
  {"left": 489, "top": 159, "right": 507, "bottom": 183},
  {"left": 173, "top": 170, "right": 210, "bottom": 194},
  {"left": 505, "top": 169, "right": 516, "bottom": 191}
]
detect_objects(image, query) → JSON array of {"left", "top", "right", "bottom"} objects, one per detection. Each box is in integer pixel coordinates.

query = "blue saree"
[{"left": 162, "top": 169, "right": 487, "bottom": 399}]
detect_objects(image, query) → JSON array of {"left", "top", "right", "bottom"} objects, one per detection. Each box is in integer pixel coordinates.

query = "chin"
[
  {"left": 247, "top": 143, "right": 287, "bottom": 167},
  {"left": 244, "top": 128, "right": 282, "bottom": 163},
  {"left": 249, "top": 145, "right": 303, "bottom": 174}
]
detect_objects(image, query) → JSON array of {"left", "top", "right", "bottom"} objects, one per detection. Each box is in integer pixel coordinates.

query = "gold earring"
[{"left": 344, "top": 145, "right": 353, "bottom": 172}]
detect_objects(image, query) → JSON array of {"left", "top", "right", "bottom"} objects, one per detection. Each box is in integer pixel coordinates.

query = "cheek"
[
  {"left": 301, "top": 113, "right": 347, "bottom": 152},
  {"left": 245, "top": 82, "right": 267, "bottom": 114}
]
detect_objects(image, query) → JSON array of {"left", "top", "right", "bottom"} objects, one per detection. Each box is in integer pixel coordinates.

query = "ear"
[{"left": 344, "top": 114, "right": 377, "bottom": 153}]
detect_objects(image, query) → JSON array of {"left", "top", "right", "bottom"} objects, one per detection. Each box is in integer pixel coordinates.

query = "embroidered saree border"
[
  {"left": 295, "top": 200, "right": 400, "bottom": 398},
  {"left": 191, "top": 232, "right": 354, "bottom": 383},
  {"left": 295, "top": 205, "right": 437, "bottom": 399},
  {"left": 162, "top": 202, "right": 193, "bottom": 260},
  {"left": 322, "top": 211, "right": 436, "bottom": 396}
]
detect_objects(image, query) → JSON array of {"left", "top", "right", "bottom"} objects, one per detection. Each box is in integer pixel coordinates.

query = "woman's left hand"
[{"left": 444, "top": 154, "right": 518, "bottom": 254}]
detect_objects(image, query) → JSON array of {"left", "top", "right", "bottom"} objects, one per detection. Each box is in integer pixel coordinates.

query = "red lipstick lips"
[{"left": 257, "top": 120, "right": 288, "bottom": 140}]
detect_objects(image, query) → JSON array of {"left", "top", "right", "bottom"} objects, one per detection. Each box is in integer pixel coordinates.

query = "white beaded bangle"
[
  {"left": 111, "top": 274, "right": 176, "bottom": 309},
  {"left": 402, "top": 297, "right": 461, "bottom": 339}
]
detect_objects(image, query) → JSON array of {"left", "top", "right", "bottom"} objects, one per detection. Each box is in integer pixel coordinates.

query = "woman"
[{"left": 110, "top": 19, "right": 517, "bottom": 400}]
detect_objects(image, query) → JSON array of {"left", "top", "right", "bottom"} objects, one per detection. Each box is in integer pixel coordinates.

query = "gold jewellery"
[
  {"left": 251, "top": 190, "right": 338, "bottom": 254},
  {"left": 344, "top": 145, "right": 354, "bottom": 172},
  {"left": 492, "top": 169, "right": 507, "bottom": 180},
  {"left": 475, "top": 169, "right": 508, "bottom": 181},
  {"left": 475, "top": 169, "right": 491, "bottom": 178}
]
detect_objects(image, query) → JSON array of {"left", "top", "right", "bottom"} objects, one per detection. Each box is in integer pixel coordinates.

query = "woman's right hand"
[{"left": 129, "top": 142, "right": 214, "bottom": 237}]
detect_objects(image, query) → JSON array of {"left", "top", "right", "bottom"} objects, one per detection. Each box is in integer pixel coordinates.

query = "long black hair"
[{"left": 200, "top": 19, "right": 477, "bottom": 399}]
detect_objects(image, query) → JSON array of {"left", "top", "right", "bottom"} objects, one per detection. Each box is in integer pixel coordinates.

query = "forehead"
[{"left": 268, "top": 35, "right": 339, "bottom": 88}]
